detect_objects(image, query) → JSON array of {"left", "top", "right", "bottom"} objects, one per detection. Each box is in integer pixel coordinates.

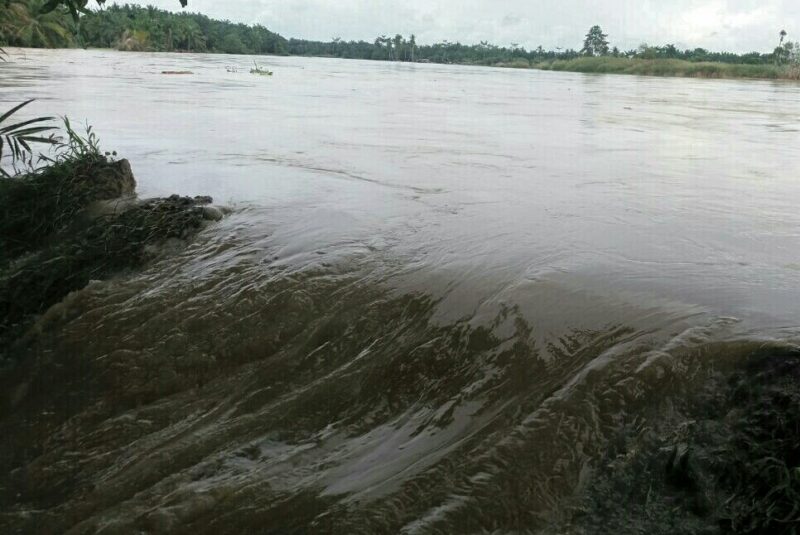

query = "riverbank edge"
[{"left": 0, "top": 154, "right": 223, "bottom": 365}]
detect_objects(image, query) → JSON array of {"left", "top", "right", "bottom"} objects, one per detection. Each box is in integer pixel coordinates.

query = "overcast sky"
[{"left": 120, "top": 0, "right": 798, "bottom": 53}]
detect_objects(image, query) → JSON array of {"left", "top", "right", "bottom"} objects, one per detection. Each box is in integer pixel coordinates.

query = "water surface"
[{"left": 1, "top": 49, "right": 799, "bottom": 533}]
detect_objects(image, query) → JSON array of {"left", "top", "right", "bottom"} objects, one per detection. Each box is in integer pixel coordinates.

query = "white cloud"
[{"left": 667, "top": 1, "right": 779, "bottom": 49}]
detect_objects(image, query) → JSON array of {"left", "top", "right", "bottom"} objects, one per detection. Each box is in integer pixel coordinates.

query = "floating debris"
[{"left": 250, "top": 62, "right": 273, "bottom": 76}]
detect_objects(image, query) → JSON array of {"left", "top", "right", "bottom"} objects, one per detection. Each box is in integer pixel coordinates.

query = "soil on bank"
[{"left": 0, "top": 155, "right": 222, "bottom": 364}]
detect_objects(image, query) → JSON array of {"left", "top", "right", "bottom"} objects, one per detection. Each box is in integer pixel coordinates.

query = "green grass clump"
[
  {"left": 536, "top": 57, "right": 799, "bottom": 80},
  {"left": 250, "top": 62, "right": 273, "bottom": 76},
  {"left": 0, "top": 117, "right": 126, "bottom": 263},
  {"left": 0, "top": 154, "right": 130, "bottom": 262},
  {"left": 0, "top": 119, "right": 218, "bottom": 362}
]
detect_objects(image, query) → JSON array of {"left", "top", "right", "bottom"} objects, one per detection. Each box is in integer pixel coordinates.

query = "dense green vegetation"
[
  {"left": 1, "top": 2, "right": 286, "bottom": 54},
  {"left": 81, "top": 4, "right": 285, "bottom": 53},
  {"left": 39, "top": 0, "right": 187, "bottom": 20},
  {"left": 286, "top": 35, "right": 575, "bottom": 65},
  {"left": 0, "top": 0, "right": 77, "bottom": 48}
]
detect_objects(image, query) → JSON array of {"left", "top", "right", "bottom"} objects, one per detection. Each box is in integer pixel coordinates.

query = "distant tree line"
[
  {"left": 577, "top": 25, "right": 794, "bottom": 66},
  {"left": 626, "top": 43, "right": 781, "bottom": 64},
  {"left": 285, "top": 25, "right": 796, "bottom": 67},
  {"left": 80, "top": 4, "right": 286, "bottom": 54},
  {"left": 0, "top": 6, "right": 795, "bottom": 68},
  {"left": 1, "top": 2, "right": 285, "bottom": 54},
  {"left": 286, "top": 35, "right": 580, "bottom": 65},
  {"left": 286, "top": 34, "right": 786, "bottom": 67}
]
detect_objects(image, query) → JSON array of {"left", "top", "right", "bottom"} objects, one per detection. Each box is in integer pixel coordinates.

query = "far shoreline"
[{"left": 4, "top": 46, "right": 799, "bottom": 84}]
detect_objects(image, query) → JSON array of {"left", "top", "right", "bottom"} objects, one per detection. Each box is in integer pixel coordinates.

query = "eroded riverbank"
[{"left": 0, "top": 154, "right": 224, "bottom": 360}]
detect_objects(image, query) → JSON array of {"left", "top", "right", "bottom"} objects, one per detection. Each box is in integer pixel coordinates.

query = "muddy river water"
[{"left": 1, "top": 48, "right": 800, "bottom": 532}]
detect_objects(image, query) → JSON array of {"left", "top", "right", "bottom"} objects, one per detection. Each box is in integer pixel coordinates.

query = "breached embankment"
[
  {"left": 1, "top": 156, "right": 799, "bottom": 534},
  {"left": 0, "top": 155, "right": 224, "bottom": 363}
]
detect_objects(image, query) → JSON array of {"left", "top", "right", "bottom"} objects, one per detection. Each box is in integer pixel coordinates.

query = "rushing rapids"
[{"left": 1, "top": 49, "right": 800, "bottom": 533}]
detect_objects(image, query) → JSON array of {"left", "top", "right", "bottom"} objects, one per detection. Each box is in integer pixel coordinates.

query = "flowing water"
[{"left": 2, "top": 49, "right": 800, "bottom": 533}]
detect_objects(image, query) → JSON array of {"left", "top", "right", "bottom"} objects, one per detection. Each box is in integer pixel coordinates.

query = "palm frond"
[{"left": 0, "top": 100, "right": 58, "bottom": 176}]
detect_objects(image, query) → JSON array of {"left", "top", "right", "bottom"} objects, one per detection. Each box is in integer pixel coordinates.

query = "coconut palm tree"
[
  {"left": 393, "top": 34, "right": 403, "bottom": 61},
  {"left": 44, "top": 0, "right": 188, "bottom": 20},
  {"left": 1, "top": 0, "right": 75, "bottom": 48},
  {"left": 377, "top": 35, "right": 392, "bottom": 60},
  {"left": 775, "top": 31, "right": 791, "bottom": 64},
  {"left": 185, "top": 25, "right": 207, "bottom": 52}
]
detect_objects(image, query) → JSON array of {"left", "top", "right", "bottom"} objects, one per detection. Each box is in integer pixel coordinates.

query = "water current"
[{"left": 1, "top": 48, "right": 800, "bottom": 533}]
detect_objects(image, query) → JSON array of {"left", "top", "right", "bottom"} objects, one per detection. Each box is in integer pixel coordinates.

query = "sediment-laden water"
[{"left": 1, "top": 49, "right": 800, "bottom": 533}]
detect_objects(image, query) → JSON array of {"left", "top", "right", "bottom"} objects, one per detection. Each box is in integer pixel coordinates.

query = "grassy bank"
[{"left": 533, "top": 56, "right": 800, "bottom": 80}]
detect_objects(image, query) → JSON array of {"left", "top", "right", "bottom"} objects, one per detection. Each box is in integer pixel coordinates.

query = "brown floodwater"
[{"left": 1, "top": 48, "right": 799, "bottom": 533}]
